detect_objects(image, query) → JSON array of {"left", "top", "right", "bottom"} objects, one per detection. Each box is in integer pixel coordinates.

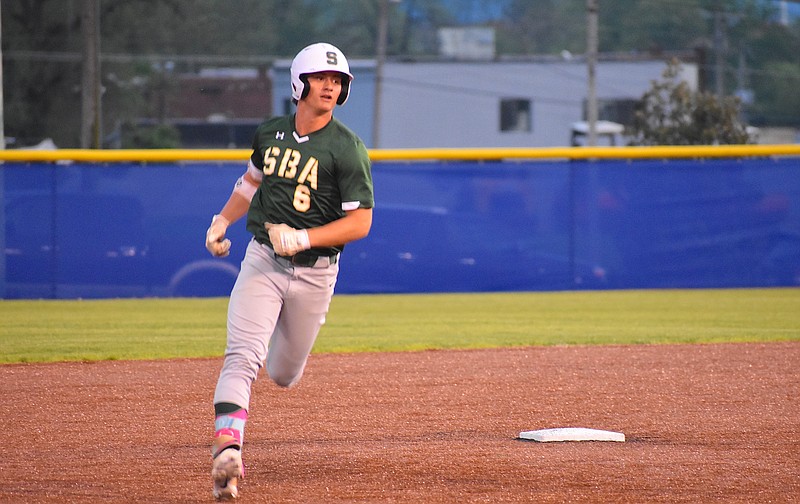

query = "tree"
[
  {"left": 2, "top": 0, "right": 83, "bottom": 147},
  {"left": 749, "top": 61, "right": 800, "bottom": 127},
  {"left": 495, "top": 0, "right": 585, "bottom": 55},
  {"left": 628, "top": 59, "right": 751, "bottom": 146},
  {"left": 601, "top": 0, "right": 708, "bottom": 54},
  {"left": 738, "top": 15, "right": 800, "bottom": 127},
  {"left": 3, "top": 0, "right": 796, "bottom": 147}
]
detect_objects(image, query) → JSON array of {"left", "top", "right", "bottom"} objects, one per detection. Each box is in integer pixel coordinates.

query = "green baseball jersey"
[{"left": 246, "top": 114, "right": 374, "bottom": 256}]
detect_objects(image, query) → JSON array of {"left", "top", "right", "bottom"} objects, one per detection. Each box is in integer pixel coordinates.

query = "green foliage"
[
  {"left": 1, "top": 289, "right": 798, "bottom": 364},
  {"left": 600, "top": 0, "right": 708, "bottom": 53},
  {"left": 749, "top": 61, "right": 800, "bottom": 127},
  {"left": 3, "top": 0, "right": 798, "bottom": 146},
  {"left": 496, "top": 0, "right": 586, "bottom": 55},
  {"left": 629, "top": 60, "right": 752, "bottom": 145},
  {"left": 121, "top": 123, "right": 181, "bottom": 149},
  {"left": 722, "top": 1, "right": 800, "bottom": 127},
  {"left": 2, "top": 0, "right": 83, "bottom": 147}
]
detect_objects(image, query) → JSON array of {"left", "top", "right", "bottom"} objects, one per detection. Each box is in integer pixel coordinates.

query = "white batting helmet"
[{"left": 290, "top": 43, "right": 354, "bottom": 105}]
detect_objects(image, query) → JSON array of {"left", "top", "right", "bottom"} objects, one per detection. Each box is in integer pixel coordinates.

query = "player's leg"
[
  {"left": 214, "top": 241, "right": 287, "bottom": 408},
  {"left": 212, "top": 240, "right": 288, "bottom": 500},
  {"left": 266, "top": 262, "right": 339, "bottom": 387},
  {"left": 211, "top": 404, "right": 245, "bottom": 500}
]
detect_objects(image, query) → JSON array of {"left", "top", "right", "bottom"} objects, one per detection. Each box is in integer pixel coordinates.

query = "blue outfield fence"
[{"left": 1, "top": 152, "right": 799, "bottom": 298}]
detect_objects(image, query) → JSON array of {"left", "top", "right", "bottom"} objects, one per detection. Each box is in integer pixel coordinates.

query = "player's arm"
[
  {"left": 308, "top": 207, "right": 372, "bottom": 247},
  {"left": 205, "top": 161, "right": 262, "bottom": 258},
  {"left": 266, "top": 207, "right": 372, "bottom": 257}
]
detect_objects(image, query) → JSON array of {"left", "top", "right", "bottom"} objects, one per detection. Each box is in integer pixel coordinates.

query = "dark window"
[
  {"left": 500, "top": 99, "right": 532, "bottom": 132},
  {"left": 583, "top": 98, "right": 638, "bottom": 126}
]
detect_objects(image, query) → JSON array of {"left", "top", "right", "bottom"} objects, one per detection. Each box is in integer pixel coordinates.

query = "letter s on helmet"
[{"left": 291, "top": 43, "right": 354, "bottom": 106}]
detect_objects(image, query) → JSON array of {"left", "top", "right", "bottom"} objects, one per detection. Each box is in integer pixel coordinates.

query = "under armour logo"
[{"left": 275, "top": 131, "right": 285, "bottom": 140}]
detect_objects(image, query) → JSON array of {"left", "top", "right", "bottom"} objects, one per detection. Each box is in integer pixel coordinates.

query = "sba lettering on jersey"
[{"left": 262, "top": 146, "right": 318, "bottom": 213}]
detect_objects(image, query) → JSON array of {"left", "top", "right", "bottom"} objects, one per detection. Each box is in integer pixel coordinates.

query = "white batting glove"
[
  {"left": 265, "top": 223, "right": 310, "bottom": 257},
  {"left": 205, "top": 214, "right": 232, "bottom": 258}
]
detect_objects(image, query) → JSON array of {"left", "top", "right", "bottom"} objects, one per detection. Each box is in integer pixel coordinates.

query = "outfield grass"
[{"left": 1, "top": 288, "right": 798, "bottom": 364}]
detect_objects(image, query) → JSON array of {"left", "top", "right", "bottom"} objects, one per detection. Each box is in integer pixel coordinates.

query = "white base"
[{"left": 519, "top": 427, "right": 625, "bottom": 443}]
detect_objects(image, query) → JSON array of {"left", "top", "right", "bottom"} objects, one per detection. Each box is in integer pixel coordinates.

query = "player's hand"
[
  {"left": 265, "top": 223, "right": 310, "bottom": 256},
  {"left": 205, "top": 214, "right": 231, "bottom": 258}
]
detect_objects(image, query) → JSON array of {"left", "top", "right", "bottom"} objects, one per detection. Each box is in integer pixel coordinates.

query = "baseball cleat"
[{"left": 212, "top": 435, "right": 243, "bottom": 500}]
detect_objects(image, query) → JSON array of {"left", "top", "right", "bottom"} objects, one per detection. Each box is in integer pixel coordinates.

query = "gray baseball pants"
[{"left": 213, "top": 238, "right": 339, "bottom": 410}]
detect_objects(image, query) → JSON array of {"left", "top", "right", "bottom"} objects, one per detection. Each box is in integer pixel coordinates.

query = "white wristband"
[
  {"left": 281, "top": 229, "right": 310, "bottom": 253},
  {"left": 296, "top": 229, "right": 310, "bottom": 250}
]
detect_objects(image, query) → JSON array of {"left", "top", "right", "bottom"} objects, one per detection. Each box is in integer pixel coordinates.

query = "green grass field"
[{"left": 1, "top": 288, "right": 798, "bottom": 364}]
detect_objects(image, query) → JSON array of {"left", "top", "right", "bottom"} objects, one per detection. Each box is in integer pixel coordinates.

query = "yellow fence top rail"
[{"left": 0, "top": 144, "right": 799, "bottom": 163}]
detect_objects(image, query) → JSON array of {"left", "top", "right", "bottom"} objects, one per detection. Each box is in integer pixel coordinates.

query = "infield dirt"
[{"left": 1, "top": 342, "right": 798, "bottom": 503}]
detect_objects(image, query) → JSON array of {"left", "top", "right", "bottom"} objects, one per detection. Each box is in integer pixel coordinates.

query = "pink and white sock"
[{"left": 214, "top": 408, "right": 248, "bottom": 446}]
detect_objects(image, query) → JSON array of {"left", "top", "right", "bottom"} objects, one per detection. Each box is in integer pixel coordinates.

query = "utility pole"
[
  {"left": 586, "top": 0, "right": 599, "bottom": 147},
  {"left": 713, "top": 1, "right": 726, "bottom": 97},
  {"left": 0, "top": 2, "right": 5, "bottom": 150},
  {"left": 0, "top": 0, "right": 5, "bottom": 298},
  {"left": 584, "top": 0, "right": 601, "bottom": 281},
  {"left": 81, "top": 0, "right": 102, "bottom": 148},
  {"left": 372, "top": 0, "right": 399, "bottom": 149}
]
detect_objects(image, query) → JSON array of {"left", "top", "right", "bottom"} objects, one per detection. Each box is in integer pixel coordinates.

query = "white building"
[{"left": 271, "top": 57, "right": 698, "bottom": 149}]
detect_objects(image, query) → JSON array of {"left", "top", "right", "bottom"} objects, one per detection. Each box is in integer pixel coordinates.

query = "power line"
[{"left": 3, "top": 50, "right": 278, "bottom": 66}]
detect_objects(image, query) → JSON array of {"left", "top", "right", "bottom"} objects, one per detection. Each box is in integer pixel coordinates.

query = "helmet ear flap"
[
  {"left": 337, "top": 77, "right": 351, "bottom": 105},
  {"left": 299, "top": 75, "right": 311, "bottom": 101}
]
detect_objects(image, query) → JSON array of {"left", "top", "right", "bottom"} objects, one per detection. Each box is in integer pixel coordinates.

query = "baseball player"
[{"left": 204, "top": 42, "right": 374, "bottom": 500}]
